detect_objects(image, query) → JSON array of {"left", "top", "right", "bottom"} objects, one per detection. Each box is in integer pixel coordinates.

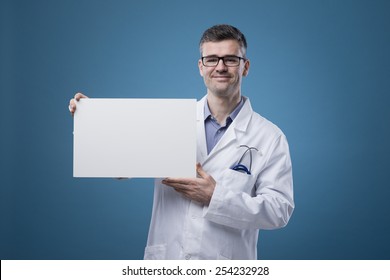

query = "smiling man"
[
  {"left": 69, "top": 24, "right": 294, "bottom": 260},
  {"left": 148, "top": 25, "right": 294, "bottom": 260}
]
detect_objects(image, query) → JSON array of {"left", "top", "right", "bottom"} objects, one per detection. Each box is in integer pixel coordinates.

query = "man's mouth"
[{"left": 212, "top": 75, "right": 231, "bottom": 80}]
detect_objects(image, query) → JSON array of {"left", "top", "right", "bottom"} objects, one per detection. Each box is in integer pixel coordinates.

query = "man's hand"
[
  {"left": 69, "top": 92, "right": 88, "bottom": 116},
  {"left": 162, "top": 163, "right": 216, "bottom": 205}
]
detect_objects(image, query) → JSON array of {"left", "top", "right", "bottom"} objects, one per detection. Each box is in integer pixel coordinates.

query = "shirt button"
[{"left": 185, "top": 254, "right": 191, "bottom": 260}]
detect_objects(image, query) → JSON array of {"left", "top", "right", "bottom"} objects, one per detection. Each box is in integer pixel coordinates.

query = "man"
[{"left": 69, "top": 24, "right": 294, "bottom": 259}]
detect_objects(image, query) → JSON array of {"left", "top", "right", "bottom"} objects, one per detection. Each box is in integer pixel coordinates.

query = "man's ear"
[
  {"left": 198, "top": 59, "right": 204, "bottom": 77},
  {"left": 243, "top": 59, "right": 250, "bottom": 76}
]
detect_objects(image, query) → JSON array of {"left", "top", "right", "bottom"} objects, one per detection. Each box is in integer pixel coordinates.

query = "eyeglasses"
[{"left": 201, "top": 55, "right": 246, "bottom": 67}]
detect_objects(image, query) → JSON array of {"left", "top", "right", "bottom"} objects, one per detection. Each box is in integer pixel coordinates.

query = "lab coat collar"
[{"left": 197, "top": 95, "right": 253, "bottom": 165}]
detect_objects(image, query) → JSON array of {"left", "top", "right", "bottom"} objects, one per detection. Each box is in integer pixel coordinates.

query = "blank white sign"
[{"left": 73, "top": 98, "right": 197, "bottom": 178}]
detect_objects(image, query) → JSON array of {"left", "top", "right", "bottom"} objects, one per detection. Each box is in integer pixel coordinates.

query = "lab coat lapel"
[{"left": 208, "top": 123, "right": 237, "bottom": 158}]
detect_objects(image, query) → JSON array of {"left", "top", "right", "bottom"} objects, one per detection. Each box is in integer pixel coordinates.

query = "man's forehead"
[{"left": 201, "top": 40, "right": 243, "bottom": 55}]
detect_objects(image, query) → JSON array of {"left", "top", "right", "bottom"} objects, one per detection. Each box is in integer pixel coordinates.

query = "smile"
[{"left": 212, "top": 76, "right": 231, "bottom": 79}]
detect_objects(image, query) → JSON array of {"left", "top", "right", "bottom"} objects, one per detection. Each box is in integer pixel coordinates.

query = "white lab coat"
[{"left": 144, "top": 96, "right": 294, "bottom": 260}]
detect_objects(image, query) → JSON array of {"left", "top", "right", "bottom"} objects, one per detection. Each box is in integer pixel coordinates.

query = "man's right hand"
[
  {"left": 69, "top": 92, "right": 89, "bottom": 117},
  {"left": 69, "top": 93, "right": 129, "bottom": 181}
]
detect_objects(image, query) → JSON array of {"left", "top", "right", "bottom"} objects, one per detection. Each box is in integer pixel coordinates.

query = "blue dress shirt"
[{"left": 204, "top": 97, "right": 245, "bottom": 154}]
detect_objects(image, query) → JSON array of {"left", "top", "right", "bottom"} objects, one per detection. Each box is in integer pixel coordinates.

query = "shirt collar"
[{"left": 204, "top": 97, "right": 245, "bottom": 122}]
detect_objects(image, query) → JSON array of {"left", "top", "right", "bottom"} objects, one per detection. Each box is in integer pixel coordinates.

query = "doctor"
[{"left": 69, "top": 24, "right": 294, "bottom": 260}]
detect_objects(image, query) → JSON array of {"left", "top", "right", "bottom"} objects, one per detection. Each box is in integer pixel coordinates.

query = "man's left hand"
[{"left": 162, "top": 163, "right": 216, "bottom": 205}]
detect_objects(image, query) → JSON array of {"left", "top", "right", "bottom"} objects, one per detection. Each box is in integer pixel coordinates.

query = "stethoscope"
[{"left": 231, "top": 145, "right": 259, "bottom": 175}]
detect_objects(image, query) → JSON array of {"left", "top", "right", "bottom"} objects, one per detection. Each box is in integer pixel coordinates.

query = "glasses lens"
[
  {"left": 223, "top": 56, "right": 240, "bottom": 66},
  {"left": 203, "top": 57, "right": 219, "bottom": 66}
]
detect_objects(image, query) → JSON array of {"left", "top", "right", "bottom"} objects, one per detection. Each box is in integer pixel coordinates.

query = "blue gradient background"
[{"left": 1, "top": 0, "right": 389, "bottom": 259}]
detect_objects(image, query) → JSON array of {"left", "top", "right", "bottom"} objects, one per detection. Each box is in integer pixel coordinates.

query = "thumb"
[{"left": 196, "top": 163, "right": 207, "bottom": 178}]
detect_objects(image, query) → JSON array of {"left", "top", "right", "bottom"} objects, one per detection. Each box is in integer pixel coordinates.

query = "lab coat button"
[{"left": 185, "top": 254, "right": 191, "bottom": 260}]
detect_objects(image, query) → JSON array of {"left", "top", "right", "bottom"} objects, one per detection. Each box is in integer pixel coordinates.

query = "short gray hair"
[{"left": 199, "top": 24, "right": 247, "bottom": 56}]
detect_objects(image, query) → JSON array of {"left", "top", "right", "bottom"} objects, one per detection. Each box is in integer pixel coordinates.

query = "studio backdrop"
[{"left": 1, "top": 0, "right": 389, "bottom": 259}]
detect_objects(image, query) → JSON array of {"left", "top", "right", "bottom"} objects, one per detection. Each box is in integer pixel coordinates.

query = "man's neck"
[{"left": 206, "top": 91, "right": 242, "bottom": 126}]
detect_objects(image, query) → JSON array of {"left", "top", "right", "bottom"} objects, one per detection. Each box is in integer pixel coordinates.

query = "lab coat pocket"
[
  {"left": 144, "top": 244, "right": 167, "bottom": 260},
  {"left": 223, "top": 169, "right": 257, "bottom": 195}
]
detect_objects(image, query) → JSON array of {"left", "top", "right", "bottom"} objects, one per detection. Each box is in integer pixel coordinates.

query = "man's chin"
[{"left": 209, "top": 89, "right": 234, "bottom": 98}]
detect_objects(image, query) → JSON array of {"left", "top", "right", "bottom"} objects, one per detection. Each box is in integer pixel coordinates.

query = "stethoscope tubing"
[{"left": 232, "top": 145, "right": 259, "bottom": 175}]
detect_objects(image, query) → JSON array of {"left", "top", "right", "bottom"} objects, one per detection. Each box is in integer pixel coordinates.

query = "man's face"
[{"left": 198, "top": 40, "right": 250, "bottom": 98}]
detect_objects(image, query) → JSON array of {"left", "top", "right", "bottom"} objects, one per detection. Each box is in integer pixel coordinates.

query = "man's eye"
[
  {"left": 206, "top": 58, "right": 218, "bottom": 63},
  {"left": 225, "top": 57, "right": 238, "bottom": 62}
]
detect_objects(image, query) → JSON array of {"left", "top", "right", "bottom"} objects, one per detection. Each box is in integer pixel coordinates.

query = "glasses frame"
[{"left": 201, "top": 55, "right": 247, "bottom": 67}]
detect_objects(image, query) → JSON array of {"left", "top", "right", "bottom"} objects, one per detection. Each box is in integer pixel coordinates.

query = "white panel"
[{"left": 73, "top": 98, "right": 197, "bottom": 178}]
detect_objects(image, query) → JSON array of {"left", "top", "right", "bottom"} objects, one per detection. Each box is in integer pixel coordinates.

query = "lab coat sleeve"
[{"left": 203, "top": 135, "right": 294, "bottom": 230}]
